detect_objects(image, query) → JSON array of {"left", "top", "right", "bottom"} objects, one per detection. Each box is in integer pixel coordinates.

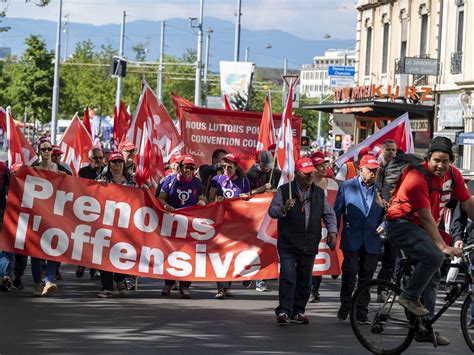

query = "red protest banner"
[
  {"left": 178, "top": 106, "right": 301, "bottom": 170},
  {"left": 0, "top": 167, "right": 341, "bottom": 280}
]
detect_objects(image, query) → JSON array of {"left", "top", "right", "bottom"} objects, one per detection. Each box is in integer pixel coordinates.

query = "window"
[
  {"left": 365, "top": 27, "right": 372, "bottom": 76},
  {"left": 382, "top": 22, "right": 390, "bottom": 73},
  {"left": 400, "top": 17, "right": 408, "bottom": 60},
  {"left": 456, "top": 6, "right": 464, "bottom": 52},
  {"left": 420, "top": 14, "right": 428, "bottom": 55}
]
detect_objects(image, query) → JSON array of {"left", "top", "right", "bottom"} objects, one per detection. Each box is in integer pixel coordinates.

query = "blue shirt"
[{"left": 358, "top": 176, "right": 376, "bottom": 216}]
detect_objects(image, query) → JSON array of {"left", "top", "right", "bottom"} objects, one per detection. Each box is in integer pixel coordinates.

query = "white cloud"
[{"left": 3, "top": 0, "right": 356, "bottom": 40}]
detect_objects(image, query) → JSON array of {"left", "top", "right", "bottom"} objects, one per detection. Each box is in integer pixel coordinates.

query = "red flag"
[
  {"left": 58, "top": 114, "right": 94, "bottom": 176},
  {"left": 256, "top": 93, "right": 276, "bottom": 157},
  {"left": 135, "top": 122, "right": 165, "bottom": 189},
  {"left": 335, "top": 113, "right": 414, "bottom": 168},
  {"left": 223, "top": 94, "right": 233, "bottom": 110},
  {"left": 82, "top": 107, "right": 92, "bottom": 136},
  {"left": 126, "top": 82, "right": 184, "bottom": 161},
  {"left": 113, "top": 101, "right": 132, "bottom": 147},
  {"left": 0, "top": 107, "right": 37, "bottom": 166},
  {"left": 172, "top": 93, "right": 194, "bottom": 120},
  {"left": 276, "top": 83, "right": 295, "bottom": 178}
]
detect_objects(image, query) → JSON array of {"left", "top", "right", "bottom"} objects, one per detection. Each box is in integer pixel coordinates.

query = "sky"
[{"left": 2, "top": 0, "right": 357, "bottom": 40}]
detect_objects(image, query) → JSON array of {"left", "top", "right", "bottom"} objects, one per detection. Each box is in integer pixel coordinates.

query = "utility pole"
[
  {"left": 63, "top": 14, "right": 69, "bottom": 61},
  {"left": 192, "top": 0, "right": 204, "bottom": 106},
  {"left": 115, "top": 11, "right": 126, "bottom": 110},
  {"left": 157, "top": 21, "right": 165, "bottom": 102},
  {"left": 245, "top": 45, "right": 249, "bottom": 62},
  {"left": 50, "top": 0, "right": 63, "bottom": 144},
  {"left": 233, "top": 0, "right": 242, "bottom": 61},
  {"left": 317, "top": 92, "right": 322, "bottom": 143},
  {"left": 203, "top": 28, "right": 213, "bottom": 107}
]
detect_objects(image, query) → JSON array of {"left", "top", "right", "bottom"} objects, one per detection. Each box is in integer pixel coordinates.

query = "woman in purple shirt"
[
  {"left": 158, "top": 155, "right": 206, "bottom": 298},
  {"left": 208, "top": 154, "right": 251, "bottom": 299}
]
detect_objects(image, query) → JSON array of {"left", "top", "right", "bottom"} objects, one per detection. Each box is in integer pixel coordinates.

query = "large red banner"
[
  {"left": 178, "top": 106, "right": 301, "bottom": 170},
  {"left": 0, "top": 167, "right": 341, "bottom": 281}
]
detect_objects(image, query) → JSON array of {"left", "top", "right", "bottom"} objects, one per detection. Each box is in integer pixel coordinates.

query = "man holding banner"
[{"left": 269, "top": 157, "right": 337, "bottom": 325}]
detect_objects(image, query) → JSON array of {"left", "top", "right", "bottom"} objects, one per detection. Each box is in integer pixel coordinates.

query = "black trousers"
[
  {"left": 340, "top": 247, "right": 379, "bottom": 316},
  {"left": 100, "top": 271, "right": 126, "bottom": 292},
  {"left": 376, "top": 241, "right": 399, "bottom": 292}
]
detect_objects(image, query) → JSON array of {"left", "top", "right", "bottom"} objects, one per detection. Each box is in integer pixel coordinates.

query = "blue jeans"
[
  {"left": 0, "top": 251, "right": 14, "bottom": 278},
  {"left": 386, "top": 219, "right": 444, "bottom": 319},
  {"left": 275, "top": 249, "right": 315, "bottom": 317},
  {"left": 31, "top": 258, "right": 59, "bottom": 284}
]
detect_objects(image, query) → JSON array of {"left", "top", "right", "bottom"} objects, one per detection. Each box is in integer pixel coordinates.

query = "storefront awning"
[{"left": 303, "top": 100, "right": 434, "bottom": 118}]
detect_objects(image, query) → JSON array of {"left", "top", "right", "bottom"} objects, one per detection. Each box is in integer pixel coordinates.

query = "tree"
[
  {"left": 5, "top": 35, "right": 54, "bottom": 124},
  {"left": 131, "top": 43, "right": 147, "bottom": 62}
]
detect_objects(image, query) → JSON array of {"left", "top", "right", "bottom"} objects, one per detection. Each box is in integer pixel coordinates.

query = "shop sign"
[
  {"left": 334, "top": 84, "right": 433, "bottom": 102},
  {"left": 410, "top": 119, "right": 429, "bottom": 132},
  {"left": 439, "top": 94, "right": 464, "bottom": 128}
]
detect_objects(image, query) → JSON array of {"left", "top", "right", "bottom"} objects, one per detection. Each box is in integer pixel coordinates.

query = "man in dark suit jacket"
[
  {"left": 334, "top": 154, "right": 385, "bottom": 323},
  {"left": 269, "top": 157, "right": 337, "bottom": 325}
]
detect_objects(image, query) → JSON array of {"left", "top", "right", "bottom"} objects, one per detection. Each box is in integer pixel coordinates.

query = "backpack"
[{"left": 381, "top": 153, "right": 455, "bottom": 204}]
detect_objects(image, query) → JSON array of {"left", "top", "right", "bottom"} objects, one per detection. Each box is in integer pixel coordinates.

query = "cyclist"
[{"left": 385, "top": 136, "right": 474, "bottom": 345}]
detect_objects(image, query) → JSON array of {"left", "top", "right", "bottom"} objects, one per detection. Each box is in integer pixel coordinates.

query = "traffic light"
[
  {"left": 300, "top": 136, "right": 310, "bottom": 147},
  {"left": 335, "top": 134, "right": 342, "bottom": 149},
  {"left": 110, "top": 56, "right": 127, "bottom": 78}
]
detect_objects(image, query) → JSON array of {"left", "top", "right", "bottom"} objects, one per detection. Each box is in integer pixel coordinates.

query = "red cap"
[
  {"left": 10, "top": 163, "right": 23, "bottom": 173},
  {"left": 357, "top": 147, "right": 373, "bottom": 161},
  {"left": 119, "top": 141, "right": 136, "bottom": 151},
  {"left": 51, "top": 144, "right": 63, "bottom": 155},
  {"left": 222, "top": 153, "right": 240, "bottom": 166},
  {"left": 109, "top": 152, "right": 124, "bottom": 162},
  {"left": 310, "top": 151, "right": 328, "bottom": 166},
  {"left": 295, "top": 157, "right": 316, "bottom": 173},
  {"left": 182, "top": 155, "right": 196, "bottom": 166},
  {"left": 169, "top": 153, "right": 184, "bottom": 165},
  {"left": 359, "top": 155, "right": 380, "bottom": 169}
]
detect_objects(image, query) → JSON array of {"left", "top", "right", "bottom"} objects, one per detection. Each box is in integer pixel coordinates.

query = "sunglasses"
[
  {"left": 221, "top": 164, "right": 235, "bottom": 170},
  {"left": 123, "top": 150, "right": 136, "bottom": 154},
  {"left": 110, "top": 159, "right": 124, "bottom": 164},
  {"left": 40, "top": 147, "right": 53, "bottom": 152},
  {"left": 182, "top": 165, "right": 196, "bottom": 171},
  {"left": 92, "top": 156, "right": 104, "bottom": 161}
]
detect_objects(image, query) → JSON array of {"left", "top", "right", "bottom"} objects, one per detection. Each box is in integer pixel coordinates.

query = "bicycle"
[{"left": 349, "top": 244, "right": 474, "bottom": 354}]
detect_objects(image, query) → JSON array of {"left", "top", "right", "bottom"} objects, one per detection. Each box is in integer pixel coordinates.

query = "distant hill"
[{"left": 0, "top": 17, "right": 355, "bottom": 70}]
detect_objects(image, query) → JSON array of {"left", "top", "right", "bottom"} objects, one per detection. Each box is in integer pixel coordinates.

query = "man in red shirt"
[{"left": 386, "top": 136, "right": 474, "bottom": 345}]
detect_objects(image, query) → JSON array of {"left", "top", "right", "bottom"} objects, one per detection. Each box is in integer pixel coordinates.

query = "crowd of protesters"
[{"left": 0, "top": 135, "right": 473, "bottom": 345}]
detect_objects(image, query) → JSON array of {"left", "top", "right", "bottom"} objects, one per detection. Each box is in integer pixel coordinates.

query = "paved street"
[{"left": 0, "top": 264, "right": 471, "bottom": 354}]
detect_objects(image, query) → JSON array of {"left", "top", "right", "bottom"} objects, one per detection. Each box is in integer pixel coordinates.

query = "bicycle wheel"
[
  {"left": 350, "top": 279, "right": 415, "bottom": 355},
  {"left": 460, "top": 293, "right": 474, "bottom": 351}
]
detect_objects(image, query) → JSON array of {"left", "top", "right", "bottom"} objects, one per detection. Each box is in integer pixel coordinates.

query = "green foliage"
[
  {"left": 2, "top": 35, "right": 54, "bottom": 123},
  {"left": 131, "top": 43, "right": 147, "bottom": 62}
]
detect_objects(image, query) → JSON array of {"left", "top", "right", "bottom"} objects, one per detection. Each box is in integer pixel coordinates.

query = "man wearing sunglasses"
[
  {"left": 120, "top": 141, "right": 137, "bottom": 176},
  {"left": 334, "top": 154, "right": 385, "bottom": 324}
]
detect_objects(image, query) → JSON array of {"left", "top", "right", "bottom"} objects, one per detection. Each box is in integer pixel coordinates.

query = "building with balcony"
[
  {"left": 303, "top": 0, "right": 474, "bottom": 162},
  {"left": 300, "top": 49, "right": 355, "bottom": 99}
]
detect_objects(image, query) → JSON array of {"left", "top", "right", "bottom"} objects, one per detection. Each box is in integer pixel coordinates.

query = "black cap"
[{"left": 427, "top": 136, "right": 453, "bottom": 156}]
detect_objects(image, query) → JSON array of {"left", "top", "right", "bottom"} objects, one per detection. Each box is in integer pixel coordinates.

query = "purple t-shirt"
[
  {"left": 161, "top": 175, "right": 203, "bottom": 209},
  {"left": 211, "top": 174, "right": 251, "bottom": 199}
]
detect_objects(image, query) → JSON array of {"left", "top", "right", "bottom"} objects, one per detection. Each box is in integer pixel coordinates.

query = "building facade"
[{"left": 300, "top": 49, "right": 355, "bottom": 99}]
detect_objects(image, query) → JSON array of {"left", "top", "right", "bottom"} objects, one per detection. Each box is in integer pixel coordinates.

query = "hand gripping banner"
[{"left": 0, "top": 167, "right": 342, "bottom": 281}]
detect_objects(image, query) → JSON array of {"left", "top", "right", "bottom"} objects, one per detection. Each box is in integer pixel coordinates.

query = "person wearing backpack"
[
  {"left": 385, "top": 136, "right": 474, "bottom": 346},
  {"left": 374, "top": 139, "right": 399, "bottom": 303}
]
